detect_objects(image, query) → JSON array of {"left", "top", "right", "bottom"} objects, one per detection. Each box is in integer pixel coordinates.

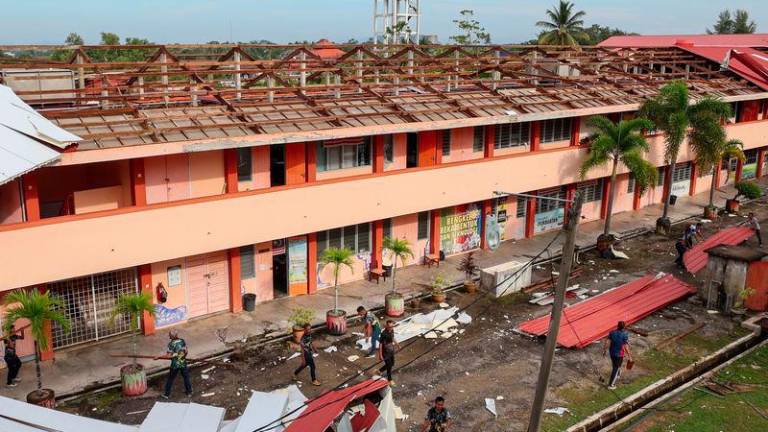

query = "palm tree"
[
  {"left": 319, "top": 247, "right": 355, "bottom": 313},
  {"left": 382, "top": 236, "right": 414, "bottom": 294},
  {"left": 536, "top": 1, "right": 587, "bottom": 47},
  {"left": 580, "top": 116, "right": 658, "bottom": 237},
  {"left": 109, "top": 292, "right": 155, "bottom": 369},
  {"left": 3, "top": 288, "right": 70, "bottom": 399},
  {"left": 639, "top": 82, "right": 732, "bottom": 233}
]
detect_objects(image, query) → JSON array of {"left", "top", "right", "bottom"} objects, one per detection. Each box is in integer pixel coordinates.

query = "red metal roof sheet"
[
  {"left": 517, "top": 274, "right": 695, "bottom": 349},
  {"left": 599, "top": 34, "right": 768, "bottom": 48},
  {"left": 284, "top": 379, "right": 389, "bottom": 432},
  {"left": 680, "top": 46, "right": 768, "bottom": 90},
  {"left": 684, "top": 226, "right": 755, "bottom": 273}
]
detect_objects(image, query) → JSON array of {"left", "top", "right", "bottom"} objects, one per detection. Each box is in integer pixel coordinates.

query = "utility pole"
[{"left": 527, "top": 191, "right": 584, "bottom": 432}]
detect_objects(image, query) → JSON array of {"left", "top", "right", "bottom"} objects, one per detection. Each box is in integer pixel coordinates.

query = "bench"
[
  {"left": 368, "top": 268, "right": 387, "bottom": 284},
  {"left": 424, "top": 254, "right": 440, "bottom": 267}
]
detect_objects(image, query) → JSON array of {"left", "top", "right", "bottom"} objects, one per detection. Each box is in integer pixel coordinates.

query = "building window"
[
  {"left": 383, "top": 218, "right": 392, "bottom": 239},
  {"left": 237, "top": 147, "right": 252, "bottom": 181},
  {"left": 745, "top": 150, "right": 758, "bottom": 165},
  {"left": 516, "top": 197, "right": 527, "bottom": 218},
  {"left": 316, "top": 138, "right": 372, "bottom": 172},
  {"left": 721, "top": 157, "right": 738, "bottom": 172},
  {"left": 541, "top": 118, "right": 573, "bottom": 144},
  {"left": 537, "top": 188, "right": 566, "bottom": 213},
  {"left": 441, "top": 130, "right": 451, "bottom": 156},
  {"left": 240, "top": 245, "right": 255, "bottom": 279},
  {"left": 384, "top": 135, "right": 394, "bottom": 164},
  {"left": 672, "top": 163, "right": 692, "bottom": 183},
  {"left": 317, "top": 224, "right": 371, "bottom": 257},
  {"left": 657, "top": 167, "right": 666, "bottom": 186},
  {"left": 417, "top": 211, "right": 430, "bottom": 240},
  {"left": 578, "top": 180, "right": 603, "bottom": 203},
  {"left": 627, "top": 175, "right": 635, "bottom": 193},
  {"left": 495, "top": 122, "right": 530, "bottom": 149},
  {"left": 472, "top": 127, "right": 485, "bottom": 152}
]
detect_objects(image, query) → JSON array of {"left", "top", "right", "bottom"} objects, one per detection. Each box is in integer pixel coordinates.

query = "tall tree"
[
  {"left": 732, "top": 10, "right": 757, "bottom": 34},
  {"left": 64, "top": 32, "right": 84, "bottom": 45},
  {"left": 100, "top": 32, "right": 120, "bottom": 45},
  {"left": 640, "top": 82, "right": 733, "bottom": 233},
  {"left": 536, "top": 1, "right": 587, "bottom": 46},
  {"left": 382, "top": 237, "right": 414, "bottom": 294},
  {"left": 580, "top": 116, "right": 657, "bottom": 237},
  {"left": 707, "top": 10, "right": 734, "bottom": 34},
  {"left": 319, "top": 247, "right": 355, "bottom": 313},
  {"left": 578, "top": 24, "right": 637, "bottom": 45},
  {"left": 708, "top": 9, "right": 757, "bottom": 34},
  {"left": 450, "top": 9, "right": 490, "bottom": 44}
]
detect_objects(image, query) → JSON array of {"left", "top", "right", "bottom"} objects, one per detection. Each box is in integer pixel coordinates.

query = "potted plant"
[
  {"left": 726, "top": 181, "right": 763, "bottom": 213},
  {"left": 383, "top": 237, "right": 415, "bottom": 317},
  {"left": 457, "top": 252, "right": 480, "bottom": 293},
  {"left": 2, "top": 288, "right": 70, "bottom": 408},
  {"left": 430, "top": 274, "right": 449, "bottom": 303},
  {"left": 731, "top": 286, "right": 755, "bottom": 317},
  {"left": 579, "top": 116, "right": 658, "bottom": 254},
  {"left": 109, "top": 292, "right": 155, "bottom": 397},
  {"left": 319, "top": 247, "right": 355, "bottom": 335},
  {"left": 288, "top": 307, "right": 315, "bottom": 342}
]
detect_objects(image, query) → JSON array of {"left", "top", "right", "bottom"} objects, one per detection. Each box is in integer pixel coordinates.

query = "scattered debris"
[
  {"left": 287, "top": 352, "right": 301, "bottom": 361},
  {"left": 544, "top": 407, "right": 570, "bottom": 416},
  {"left": 201, "top": 366, "right": 217, "bottom": 374},
  {"left": 439, "top": 302, "right": 450, "bottom": 308},
  {"left": 655, "top": 322, "right": 706, "bottom": 349},
  {"left": 323, "top": 346, "right": 338, "bottom": 353},
  {"left": 201, "top": 392, "right": 216, "bottom": 398},
  {"left": 485, "top": 398, "right": 497, "bottom": 417},
  {"left": 347, "top": 355, "right": 360, "bottom": 362},
  {"left": 126, "top": 409, "right": 148, "bottom": 416}
]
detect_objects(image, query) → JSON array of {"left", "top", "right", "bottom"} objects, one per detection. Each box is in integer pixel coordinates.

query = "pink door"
[
  {"left": 144, "top": 155, "right": 191, "bottom": 204},
  {"left": 185, "top": 252, "right": 230, "bottom": 319}
]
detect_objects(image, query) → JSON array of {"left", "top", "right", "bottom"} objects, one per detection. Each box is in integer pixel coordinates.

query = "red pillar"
[
  {"left": 129, "top": 158, "right": 147, "bottom": 206},
  {"left": 371, "top": 220, "right": 384, "bottom": 269},
  {"left": 484, "top": 125, "right": 495, "bottom": 158},
  {"left": 228, "top": 248, "right": 243, "bottom": 313},
  {"left": 21, "top": 172, "right": 40, "bottom": 222},
  {"left": 757, "top": 149, "right": 765, "bottom": 178},
  {"left": 525, "top": 193, "right": 537, "bottom": 238},
  {"left": 530, "top": 121, "right": 541, "bottom": 152},
  {"left": 429, "top": 209, "right": 441, "bottom": 255},
  {"left": 570, "top": 117, "right": 581, "bottom": 146},
  {"left": 36, "top": 284, "right": 55, "bottom": 361},
  {"left": 479, "top": 200, "right": 492, "bottom": 250},
  {"left": 224, "top": 149, "right": 239, "bottom": 193},
  {"left": 306, "top": 141, "right": 317, "bottom": 182},
  {"left": 600, "top": 178, "right": 611, "bottom": 219},
  {"left": 564, "top": 184, "right": 577, "bottom": 225},
  {"left": 373, "top": 136, "right": 385, "bottom": 173},
  {"left": 307, "top": 232, "right": 318, "bottom": 294},
  {"left": 632, "top": 186, "right": 642, "bottom": 211},
  {"left": 689, "top": 163, "right": 698, "bottom": 196},
  {"left": 138, "top": 264, "right": 155, "bottom": 336},
  {"left": 662, "top": 166, "right": 672, "bottom": 204},
  {"left": 735, "top": 158, "right": 743, "bottom": 183}
]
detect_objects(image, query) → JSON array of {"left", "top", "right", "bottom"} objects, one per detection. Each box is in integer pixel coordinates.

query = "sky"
[{"left": 0, "top": 0, "right": 766, "bottom": 45}]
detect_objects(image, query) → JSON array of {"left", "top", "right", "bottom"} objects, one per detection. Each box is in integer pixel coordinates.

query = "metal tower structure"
[{"left": 373, "top": 0, "right": 421, "bottom": 45}]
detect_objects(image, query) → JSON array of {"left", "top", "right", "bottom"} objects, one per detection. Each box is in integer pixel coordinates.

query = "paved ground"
[{"left": 0, "top": 179, "right": 763, "bottom": 401}]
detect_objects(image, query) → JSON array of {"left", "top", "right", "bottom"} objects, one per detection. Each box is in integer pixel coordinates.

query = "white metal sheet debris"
[
  {"left": 233, "top": 390, "right": 289, "bottom": 432},
  {"left": 323, "top": 345, "right": 338, "bottom": 353},
  {"left": 544, "top": 407, "right": 570, "bottom": 416},
  {"left": 356, "top": 306, "right": 471, "bottom": 351},
  {"left": 0, "top": 395, "right": 138, "bottom": 432},
  {"left": 139, "top": 402, "right": 224, "bottom": 432},
  {"left": 485, "top": 398, "right": 497, "bottom": 417}
]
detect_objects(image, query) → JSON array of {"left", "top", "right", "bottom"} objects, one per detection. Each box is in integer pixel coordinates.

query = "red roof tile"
[
  {"left": 599, "top": 34, "right": 768, "bottom": 48},
  {"left": 684, "top": 226, "right": 755, "bottom": 273},
  {"left": 517, "top": 274, "right": 695, "bottom": 349}
]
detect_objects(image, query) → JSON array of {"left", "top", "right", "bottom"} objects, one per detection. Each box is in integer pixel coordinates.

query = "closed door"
[{"left": 186, "top": 252, "right": 230, "bottom": 319}]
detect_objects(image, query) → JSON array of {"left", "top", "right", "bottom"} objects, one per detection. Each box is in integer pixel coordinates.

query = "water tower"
[{"left": 373, "top": 0, "right": 421, "bottom": 45}]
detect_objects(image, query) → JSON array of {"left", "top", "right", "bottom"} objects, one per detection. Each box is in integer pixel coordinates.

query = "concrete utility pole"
[{"left": 527, "top": 192, "right": 584, "bottom": 432}]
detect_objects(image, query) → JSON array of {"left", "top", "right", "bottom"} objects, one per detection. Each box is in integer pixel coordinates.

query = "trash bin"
[
  {"left": 243, "top": 293, "right": 256, "bottom": 312},
  {"left": 669, "top": 194, "right": 678, "bottom": 206}
]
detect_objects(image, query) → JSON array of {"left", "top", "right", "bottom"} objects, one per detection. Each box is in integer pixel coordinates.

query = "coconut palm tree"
[
  {"left": 319, "top": 247, "right": 355, "bottom": 313},
  {"left": 536, "top": 1, "right": 587, "bottom": 46},
  {"left": 639, "top": 82, "right": 732, "bottom": 233},
  {"left": 109, "top": 292, "right": 155, "bottom": 368},
  {"left": 580, "top": 116, "right": 658, "bottom": 237},
  {"left": 3, "top": 288, "right": 70, "bottom": 398},
  {"left": 382, "top": 236, "right": 414, "bottom": 294}
]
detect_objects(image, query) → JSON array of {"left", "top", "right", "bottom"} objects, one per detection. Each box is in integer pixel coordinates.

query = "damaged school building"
[{"left": 1, "top": 34, "right": 768, "bottom": 361}]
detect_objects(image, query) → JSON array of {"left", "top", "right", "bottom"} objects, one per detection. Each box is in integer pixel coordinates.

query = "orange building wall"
[
  {"left": 189, "top": 150, "right": 226, "bottom": 198},
  {"left": 441, "top": 127, "right": 484, "bottom": 163},
  {"left": 612, "top": 175, "right": 635, "bottom": 214},
  {"left": 0, "top": 180, "right": 23, "bottom": 224},
  {"left": 384, "top": 134, "right": 407, "bottom": 171},
  {"left": 150, "top": 258, "right": 189, "bottom": 328}
]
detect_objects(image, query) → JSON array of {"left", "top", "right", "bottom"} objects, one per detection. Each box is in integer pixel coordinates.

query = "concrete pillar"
[
  {"left": 373, "top": 135, "right": 385, "bottom": 173},
  {"left": 371, "top": 220, "right": 384, "bottom": 269},
  {"left": 429, "top": 209, "right": 441, "bottom": 255},
  {"left": 228, "top": 248, "right": 243, "bottom": 313},
  {"left": 224, "top": 149, "right": 239, "bottom": 194},
  {"left": 139, "top": 264, "right": 155, "bottom": 336},
  {"left": 530, "top": 121, "right": 541, "bottom": 152},
  {"left": 299, "top": 51, "right": 306, "bottom": 95},
  {"left": 525, "top": 193, "right": 537, "bottom": 238},
  {"left": 735, "top": 158, "right": 744, "bottom": 183},
  {"left": 129, "top": 158, "right": 147, "bottom": 206},
  {"left": 480, "top": 200, "right": 493, "bottom": 250},
  {"left": 600, "top": 178, "right": 611, "bottom": 219},
  {"left": 757, "top": 149, "right": 765, "bottom": 178},
  {"left": 570, "top": 117, "right": 582, "bottom": 146},
  {"left": 689, "top": 162, "right": 698, "bottom": 196},
  {"left": 484, "top": 125, "right": 495, "bottom": 158},
  {"left": 21, "top": 173, "right": 40, "bottom": 222},
  {"left": 234, "top": 50, "right": 242, "bottom": 101},
  {"left": 160, "top": 51, "right": 169, "bottom": 105},
  {"left": 306, "top": 141, "right": 317, "bottom": 182},
  {"left": 307, "top": 233, "right": 318, "bottom": 294},
  {"left": 356, "top": 50, "right": 364, "bottom": 94}
]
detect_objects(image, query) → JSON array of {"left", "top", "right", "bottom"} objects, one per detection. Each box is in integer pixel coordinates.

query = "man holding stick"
[{"left": 157, "top": 330, "right": 192, "bottom": 398}]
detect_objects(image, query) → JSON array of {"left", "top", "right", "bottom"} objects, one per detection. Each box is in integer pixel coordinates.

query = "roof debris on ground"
[
  {"left": 684, "top": 226, "right": 755, "bottom": 272},
  {"left": 516, "top": 274, "right": 696, "bottom": 348},
  {"left": 356, "top": 306, "right": 471, "bottom": 351}
]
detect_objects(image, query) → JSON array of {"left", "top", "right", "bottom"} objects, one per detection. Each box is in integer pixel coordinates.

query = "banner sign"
[
  {"left": 287, "top": 238, "right": 308, "bottom": 284},
  {"left": 440, "top": 204, "right": 482, "bottom": 255},
  {"left": 534, "top": 208, "right": 564, "bottom": 234},
  {"left": 742, "top": 163, "right": 757, "bottom": 180}
]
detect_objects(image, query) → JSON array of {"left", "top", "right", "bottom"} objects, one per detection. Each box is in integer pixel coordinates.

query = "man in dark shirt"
[
  {"left": 157, "top": 330, "right": 192, "bottom": 398},
  {"left": 293, "top": 324, "right": 320, "bottom": 386},
  {"left": 357, "top": 306, "right": 381, "bottom": 357},
  {"left": 3, "top": 325, "right": 24, "bottom": 387},
  {"left": 603, "top": 321, "right": 632, "bottom": 389},
  {"left": 378, "top": 320, "right": 399, "bottom": 385},
  {"left": 421, "top": 396, "right": 452, "bottom": 432}
]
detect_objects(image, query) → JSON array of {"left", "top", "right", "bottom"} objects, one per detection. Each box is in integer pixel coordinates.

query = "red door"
[
  {"left": 745, "top": 262, "right": 768, "bottom": 312},
  {"left": 185, "top": 251, "right": 230, "bottom": 319}
]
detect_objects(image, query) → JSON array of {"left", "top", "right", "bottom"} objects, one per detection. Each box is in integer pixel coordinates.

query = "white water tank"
[{"left": 481, "top": 260, "right": 532, "bottom": 298}]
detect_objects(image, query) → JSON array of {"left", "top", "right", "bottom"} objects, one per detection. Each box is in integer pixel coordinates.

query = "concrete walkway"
[{"left": 0, "top": 180, "right": 761, "bottom": 401}]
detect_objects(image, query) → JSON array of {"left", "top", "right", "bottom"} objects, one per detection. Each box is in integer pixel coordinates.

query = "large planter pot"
[
  {"left": 655, "top": 217, "right": 671, "bottom": 236},
  {"left": 464, "top": 280, "right": 478, "bottom": 294},
  {"left": 326, "top": 310, "right": 347, "bottom": 336},
  {"left": 385, "top": 292, "right": 405, "bottom": 317},
  {"left": 27, "top": 389, "right": 55, "bottom": 408},
  {"left": 120, "top": 363, "right": 148, "bottom": 396},
  {"left": 725, "top": 199, "right": 740, "bottom": 213},
  {"left": 292, "top": 326, "right": 305, "bottom": 343},
  {"left": 431, "top": 292, "right": 446, "bottom": 303},
  {"left": 703, "top": 206, "right": 719, "bottom": 220},
  {"left": 596, "top": 234, "right": 615, "bottom": 257}
]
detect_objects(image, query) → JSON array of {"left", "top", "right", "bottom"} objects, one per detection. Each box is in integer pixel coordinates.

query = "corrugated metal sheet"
[
  {"left": 517, "top": 274, "right": 696, "bottom": 349},
  {"left": 684, "top": 226, "right": 755, "bottom": 273},
  {"left": 599, "top": 34, "right": 768, "bottom": 48}
]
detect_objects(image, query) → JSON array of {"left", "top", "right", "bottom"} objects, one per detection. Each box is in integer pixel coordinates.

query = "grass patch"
[{"left": 541, "top": 330, "right": 749, "bottom": 431}]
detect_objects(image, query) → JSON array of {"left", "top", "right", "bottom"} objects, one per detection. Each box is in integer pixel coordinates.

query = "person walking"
[
  {"left": 293, "top": 323, "right": 320, "bottom": 386},
  {"left": 603, "top": 321, "right": 632, "bottom": 389},
  {"left": 378, "top": 320, "right": 399, "bottom": 385},
  {"left": 158, "top": 330, "right": 192, "bottom": 398},
  {"left": 357, "top": 306, "right": 381, "bottom": 358},
  {"left": 674, "top": 239, "right": 688, "bottom": 269},
  {"left": 3, "top": 325, "right": 24, "bottom": 387},
  {"left": 683, "top": 222, "right": 703, "bottom": 249},
  {"left": 421, "top": 396, "right": 452, "bottom": 432},
  {"left": 746, "top": 212, "right": 762, "bottom": 246}
]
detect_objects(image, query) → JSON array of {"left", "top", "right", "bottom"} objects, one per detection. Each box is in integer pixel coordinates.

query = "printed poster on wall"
[
  {"left": 288, "top": 238, "right": 308, "bottom": 284},
  {"left": 440, "top": 204, "right": 481, "bottom": 255},
  {"left": 742, "top": 163, "right": 757, "bottom": 180},
  {"left": 534, "top": 208, "right": 564, "bottom": 234},
  {"left": 670, "top": 180, "right": 689, "bottom": 197}
]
